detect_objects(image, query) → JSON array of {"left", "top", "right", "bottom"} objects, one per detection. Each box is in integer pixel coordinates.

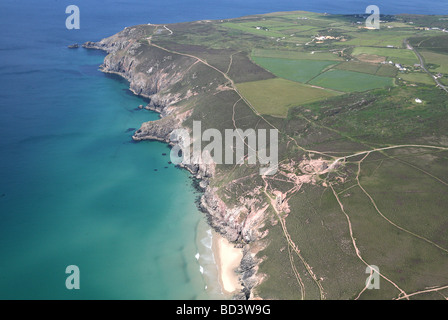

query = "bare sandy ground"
[{"left": 212, "top": 232, "right": 243, "bottom": 294}]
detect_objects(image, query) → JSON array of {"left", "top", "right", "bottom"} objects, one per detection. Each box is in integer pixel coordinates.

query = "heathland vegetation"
[{"left": 99, "top": 10, "right": 448, "bottom": 299}]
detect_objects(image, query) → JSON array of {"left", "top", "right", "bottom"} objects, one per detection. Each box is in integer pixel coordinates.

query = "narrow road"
[
  {"left": 356, "top": 153, "right": 448, "bottom": 254},
  {"left": 330, "top": 184, "right": 409, "bottom": 299},
  {"left": 262, "top": 176, "right": 325, "bottom": 299},
  {"left": 328, "top": 144, "right": 448, "bottom": 171},
  {"left": 405, "top": 39, "right": 448, "bottom": 93},
  {"left": 147, "top": 39, "right": 333, "bottom": 160}
]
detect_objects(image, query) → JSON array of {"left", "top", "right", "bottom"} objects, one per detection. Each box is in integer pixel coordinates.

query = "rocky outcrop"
[
  {"left": 83, "top": 26, "right": 267, "bottom": 299},
  {"left": 199, "top": 187, "right": 242, "bottom": 242},
  {"left": 132, "top": 116, "right": 179, "bottom": 142}
]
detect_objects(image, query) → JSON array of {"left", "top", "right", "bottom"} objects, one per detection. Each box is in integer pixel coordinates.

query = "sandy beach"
[{"left": 212, "top": 232, "right": 243, "bottom": 295}]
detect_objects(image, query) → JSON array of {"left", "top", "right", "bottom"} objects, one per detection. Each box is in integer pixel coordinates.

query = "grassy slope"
[
  {"left": 236, "top": 78, "right": 340, "bottom": 117},
  {"left": 129, "top": 11, "right": 448, "bottom": 300},
  {"left": 251, "top": 56, "right": 338, "bottom": 83},
  {"left": 352, "top": 46, "right": 419, "bottom": 65},
  {"left": 309, "top": 69, "right": 394, "bottom": 92}
]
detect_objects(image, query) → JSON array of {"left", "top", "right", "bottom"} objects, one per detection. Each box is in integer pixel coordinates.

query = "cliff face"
[{"left": 84, "top": 25, "right": 266, "bottom": 299}]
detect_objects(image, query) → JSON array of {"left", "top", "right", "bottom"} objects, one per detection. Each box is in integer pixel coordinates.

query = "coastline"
[
  {"left": 98, "top": 52, "right": 248, "bottom": 300},
  {"left": 82, "top": 35, "right": 261, "bottom": 300},
  {"left": 194, "top": 218, "right": 225, "bottom": 299},
  {"left": 212, "top": 230, "right": 244, "bottom": 296}
]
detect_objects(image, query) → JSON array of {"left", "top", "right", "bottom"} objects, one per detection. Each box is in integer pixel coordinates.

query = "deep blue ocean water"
[{"left": 0, "top": 0, "right": 446, "bottom": 299}]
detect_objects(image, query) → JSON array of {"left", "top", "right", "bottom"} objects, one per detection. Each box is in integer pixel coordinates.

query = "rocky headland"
[{"left": 83, "top": 24, "right": 266, "bottom": 300}]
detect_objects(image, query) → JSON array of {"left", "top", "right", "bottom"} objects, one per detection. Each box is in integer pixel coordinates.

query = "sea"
[{"left": 0, "top": 0, "right": 446, "bottom": 300}]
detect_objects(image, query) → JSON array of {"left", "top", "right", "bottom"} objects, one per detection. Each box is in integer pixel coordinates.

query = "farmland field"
[
  {"left": 141, "top": 11, "right": 448, "bottom": 300},
  {"left": 421, "top": 50, "right": 448, "bottom": 73},
  {"left": 334, "top": 61, "right": 380, "bottom": 75},
  {"left": 352, "top": 46, "right": 419, "bottom": 65},
  {"left": 334, "top": 61, "right": 397, "bottom": 77},
  {"left": 375, "top": 63, "right": 398, "bottom": 77},
  {"left": 309, "top": 69, "right": 395, "bottom": 92},
  {"left": 251, "top": 56, "right": 338, "bottom": 83},
  {"left": 400, "top": 72, "right": 435, "bottom": 85},
  {"left": 236, "top": 78, "right": 339, "bottom": 117},
  {"left": 221, "top": 22, "right": 286, "bottom": 38},
  {"left": 252, "top": 48, "right": 343, "bottom": 61},
  {"left": 339, "top": 30, "right": 420, "bottom": 47}
]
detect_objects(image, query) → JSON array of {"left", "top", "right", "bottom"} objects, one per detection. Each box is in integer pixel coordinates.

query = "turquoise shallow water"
[
  {"left": 0, "top": 46, "right": 211, "bottom": 299},
  {"left": 0, "top": 0, "right": 445, "bottom": 300},
  {"left": 0, "top": 0, "right": 226, "bottom": 300}
]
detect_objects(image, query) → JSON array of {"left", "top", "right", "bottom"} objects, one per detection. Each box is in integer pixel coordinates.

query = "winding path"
[
  {"left": 330, "top": 183, "right": 409, "bottom": 300},
  {"left": 146, "top": 27, "right": 448, "bottom": 299},
  {"left": 405, "top": 39, "right": 448, "bottom": 93}
]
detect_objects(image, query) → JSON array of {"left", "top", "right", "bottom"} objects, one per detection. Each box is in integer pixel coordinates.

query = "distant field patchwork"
[
  {"left": 352, "top": 47, "right": 419, "bottom": 65},
  {"left": 334, "top": 61, "right": 380, "bottom": 75},
  {"left": 309, "top": 69, "right": 395, "bottom": 92},
  {"left": 221, "top": 22, "right": 285, "bottom": 38},
  {"left": 334, "top": 61, "right": 398, "bottom": 77},
  {"left": 252, "top": 48, "right": 343, "bottom": 61},
  {"left": 251, "top": 56, "right": 337, "bottom": 83},
  {"left": 236, "top": 78, "right": 340, "bottom": 117},
  {"left": 340, "top": 31, "right": 415, "bottom": 47}
]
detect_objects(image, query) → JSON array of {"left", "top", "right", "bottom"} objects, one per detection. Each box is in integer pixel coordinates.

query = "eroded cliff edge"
[
  {"left": 80, "top": 12, "right": 448, "bottom": 301},
  {"left": 83, "top": 24, "right": 269, "bottom": 300}
]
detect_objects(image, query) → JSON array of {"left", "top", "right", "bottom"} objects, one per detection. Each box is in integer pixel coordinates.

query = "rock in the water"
[{"left": 68, "top": 43, "right": 79, "bottom": 49}]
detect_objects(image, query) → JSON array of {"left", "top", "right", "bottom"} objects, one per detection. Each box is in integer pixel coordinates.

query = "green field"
[
  {"left": 140, "top": 12, "right": 448, "bottom": 300},
  {"left": 251, "top": 56, "right": 337, "bottom": 83},
  {"left": 221, "top": 21, "right": 293, "bottom": 38},
  {"left": 236, "top": 78, "right": 339, "bottom": 117},
  {"left": 252, "top": 48, "right": 343, "bottom": 61},
  {"left": 340, "top": 30, "right": 417, "bottom": 47},
  {"left": 334, "top": 61, "right": 398, "bottom": 78},
  {"left": 409, "top": 34, "right": 448, "bottom": 54},
  {"left": 334, "top": 61, "right": 380, "bottom": 75},
  {"left": 309, "top": 69, "right": 395, "bottom": 92},
  {"left": 400, "top": 72, "right": 435, "bottom": 85},
  {"left": 353, "top": 46, "right": 419, "bottom": 65},
  {"left": 421, "top": 50, "right": 448, "bottom": 73},
  {"left": 375, "top": 63, "right": 398, "bottom": 77}
]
